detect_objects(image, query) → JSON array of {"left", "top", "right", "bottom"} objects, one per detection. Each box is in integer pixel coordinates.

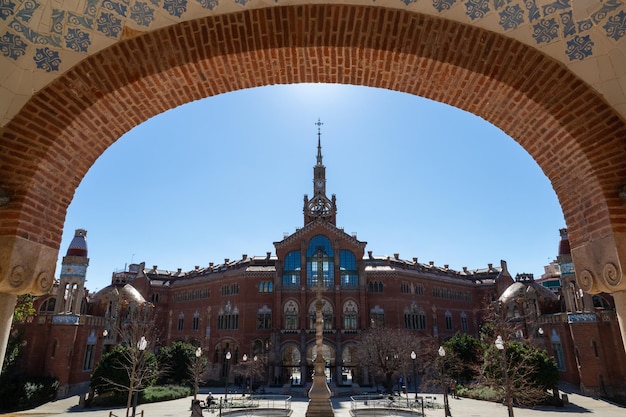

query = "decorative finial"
[{"left": 315, "top": 119, "right": 323, "bottom": 166}]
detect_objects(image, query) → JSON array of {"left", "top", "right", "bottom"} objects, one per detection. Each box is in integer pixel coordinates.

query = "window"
[
  {"left": 551, "top": 331, "right": 566, "bottom": 371},
  {"left": 445, "top": 311, "right": 453, "bottom": 331},
  {"left": 343, "top": 301, "right": 358, "bottom": 330},
  {"left": 308, "top": 299, "right": 333, "bottom": 330},
  {"left": 400, "top": 282, "right": 410, "bottom": 293},
  {"left": 284, "top": 301, "right": 299, "bottom": 331},
  {"left": 306, "top": 235, "right": 334, "bottom": 286},
  {"left": 340, "top": 250, "right": 358, "bottom": 286},
  {"left": 368, "top": 280, "right": 383, "bottom": 292},
  {"left": 460, "top": 312, "right": 468, "bottom": 332},
  {"left": 257, "top": 305, "right": 272, "bottom": 330},
  {"left": 282, "top": 251, "right": 301, "bottom": 286},
  {"left": 370, "top": 305, "right": 385, "bottom": 329},
  {"left": 217, "top": 302, "right": 239, "bottom": 330},
  {"left": 192, "top": 311, "right": 199, "bottom": 331},
  {"left": 258, "top": 281, "right": 273, "bottom": 292},
  {"left": 178, "top": 312, "right": 184, "bottom": 331},
  {"left": 221, "top": 284, "right": 239, "bottom": 296},
  {"left": 39, "top": 297, "right": 56, "bottom": 315},
  {"left": 83, "top": 344, "right": 95, "bottom": 371},
  {"left": 404, "top": 302, "right": 426, "bottom": 330}
]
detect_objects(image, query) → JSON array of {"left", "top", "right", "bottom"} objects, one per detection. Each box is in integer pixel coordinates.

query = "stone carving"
[
  {"left": 578, "top": 269, "right": 595, "bottom": 292},
  {"left": 9, "top": 265, "right": 25, "bottom": 288},
  {"left": 603, "top": 262, "right": 621, "bottom": 288}
]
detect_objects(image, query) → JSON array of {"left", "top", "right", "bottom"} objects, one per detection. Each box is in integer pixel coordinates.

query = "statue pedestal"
[
  {"left": 306, "top": 374, "right": 334, "bottom": 417},
  {"left": 306, "top": 354, "right": 334, "bottom": 417}
]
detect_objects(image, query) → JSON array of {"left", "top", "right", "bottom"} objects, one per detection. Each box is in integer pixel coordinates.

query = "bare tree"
[
  {"left": 354, "top": 328, "right": 434, "bottom": 394},
  {"left": 481, "top": 301, "right": 558, "bottom": 413},
  {"left": 92, "top": 305, "right": 165, "bottom": 417},
  {"left": 231, "top": 353, "right": 267, "bottom": 394}
]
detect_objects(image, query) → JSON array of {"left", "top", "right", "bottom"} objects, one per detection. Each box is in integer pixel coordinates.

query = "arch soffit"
[{"left": 1, "top": 5, "right": 625, "bottom": 255}]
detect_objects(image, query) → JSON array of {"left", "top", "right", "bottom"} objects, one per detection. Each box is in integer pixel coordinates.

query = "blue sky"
[{"left": 57, "top": 84, "right": 566, "bottom": 293}]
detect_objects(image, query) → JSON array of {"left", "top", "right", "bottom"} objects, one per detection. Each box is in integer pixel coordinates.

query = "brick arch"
[{"left": 1, "top": 4, "right": 625, "bottom": 297}]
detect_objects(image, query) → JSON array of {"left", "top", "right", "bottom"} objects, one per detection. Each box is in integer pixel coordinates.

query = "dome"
[
  {"left": 91, "top": 283, "right": 146, "bottom": 305},
  {"left": 499, "top": 274, "right": 560, "bottom": 314},
  {"left": 66, "top": 229, "right": 88, "bottom": 257}
]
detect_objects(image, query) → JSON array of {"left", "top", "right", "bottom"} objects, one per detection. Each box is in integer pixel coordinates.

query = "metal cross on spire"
[{"left": 315, "top": 119, "right": 323, "bottom": 166}]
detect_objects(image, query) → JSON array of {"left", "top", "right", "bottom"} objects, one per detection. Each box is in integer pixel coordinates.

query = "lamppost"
[
  {"left": 253, "top": 355, "right": 258, "bottom": 393},
  {"left": 224, "top": 351, "right": 231, "bottom": 404},
  {"left": 242, "top": 354, "right": 250, "bottom": 395},
  {"left": 438, "top": 346, "right": 451, "bottom": 417},
  {"left": 495, "top": 335, "right": 514, "bottom": 417},
  {"left": 194, "top": 347, "right": 202, "bottom": 400},
  {"left": 132, "top": 336, "right": 148, "bottom": 417},
  {"left": 410, "top": 351, "right": 418, "bottom": 400}
]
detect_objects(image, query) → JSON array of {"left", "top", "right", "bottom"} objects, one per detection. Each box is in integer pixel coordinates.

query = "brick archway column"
[
  {"left": 573, "top": 233, "right": 626, "bottom": 351},
  {"left": 0, "top": 236, "right": 57, "bottom": 366}
]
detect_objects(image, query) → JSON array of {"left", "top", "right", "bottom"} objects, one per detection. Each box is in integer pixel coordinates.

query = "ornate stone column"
[
  {"left": 306, "top": 257, "right": 334, "bottom": 417},
  {"left": 572, "top": 233, "right": 626, "bottom": 353},
  {"left": 0, "top": 235, "right": 56, "bottom": 367}
]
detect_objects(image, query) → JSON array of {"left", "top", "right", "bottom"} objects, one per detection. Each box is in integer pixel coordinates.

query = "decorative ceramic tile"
[
  {"left": 65, "top": 27, "right": 91, "bottom": 52},
  {"left": 131, "top": 1, "right": 156, "bottom": 26},
  {"left": 198, "top": 0, "right": 219, "bottom": 10},
  {"left": 499, "top": 4, "right": 524, "bottom": 31},
  {"left": 163, "top": 0, "right": 188, "bottom": 17},
  {"left": 0, "top": 0, "right": 623, "bottom": 89},
  {"left": 33, "top": 46, "right": 61, "bottom": 71},
  {"left": 532, "top": 18, "right": 559, "bottom": 44},
  {"left": 96, "top": 11, "right": 123, "bottom": 38},
  {"left": 14, "top": 0, "right": 37, "bottom": 23},
  {"left": 566, "top": 35, "right": 594, "bottom": 61},
  {"left": 433, "top": 0, "right": 457, "bottom": 13},
  {"left": 0, "top": 30, "right": 27, "bottom": 59},
  {"left": 604, "top": 10, "right": 626, "bottom": 41},
  {"left": 464, "top": 0, "right": 491, "bottom": 20}
]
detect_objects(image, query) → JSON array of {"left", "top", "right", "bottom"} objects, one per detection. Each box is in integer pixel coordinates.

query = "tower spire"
[{"left": 315, "top": 118, "right": 323, "bottom": 166}]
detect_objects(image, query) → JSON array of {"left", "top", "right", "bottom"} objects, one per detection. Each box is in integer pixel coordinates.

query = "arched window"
[
  {"left": 306, "top": 235, "right": 334, "bottom": 286},
  {"left": 343, "top": 301, "right": 358, "bottom": 330},
  {"left": 257, "top": 305, "right": 272, "bottom": 330},
  {"left": 308, "top": 299, "right": 334, "bottom": 330},
  {"left": 39, "top": 297, "right": 56, "bottom": 315},
  {"left": 192, "top": 310, "right": 200, "bottom": 331},
  {"left": 178, "top": 312, "right": 184, "bottom": 331},
  {"left": 370, "top": 305, "right": 385, "bottom": 328},
  {"left": 283, "top": 251, "right": 301, "bottom": 286},
  {"left": 404, "top": 302, "right": 426, "bottom": 330},
  {"left": 340, "top": 250, "right": 358, "bottom": 286},
  {"left": 551, "top": 330, "right": 566, "bottom": 371},
  {"left": 284, "top": 301, "right": 299, "bottom": 331},
  {"left": 460, "top": 311, "right": 468, "bottom": 332},
  {"left": 445, "top": 311, "right": 453, "bottom": 331}
]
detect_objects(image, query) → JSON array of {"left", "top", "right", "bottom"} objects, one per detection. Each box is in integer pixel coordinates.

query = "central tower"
[{"left": 304, "top": 119, "right": 337, "bottom": 225}]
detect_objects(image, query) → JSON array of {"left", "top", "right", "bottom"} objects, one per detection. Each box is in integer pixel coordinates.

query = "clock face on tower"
[{"left": 315, "top": 179, "right": 324, "bottom": 189}]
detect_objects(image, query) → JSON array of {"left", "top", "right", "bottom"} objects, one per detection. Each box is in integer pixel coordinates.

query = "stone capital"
[
  {"left": 571, "top": 233, "right": 626, "bottom": 294},
  {"left": 0, "top": 235, "right": 57, "bottom": 295}
]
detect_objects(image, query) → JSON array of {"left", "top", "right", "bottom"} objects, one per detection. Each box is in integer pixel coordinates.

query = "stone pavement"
[{"left": 5, "top": 384, "right": 624, "bottom": 417}]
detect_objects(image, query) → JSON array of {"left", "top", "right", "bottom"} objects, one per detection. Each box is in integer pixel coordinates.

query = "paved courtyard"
[{"left": 5, "top": 385, "right": 624, "bottom": 417}]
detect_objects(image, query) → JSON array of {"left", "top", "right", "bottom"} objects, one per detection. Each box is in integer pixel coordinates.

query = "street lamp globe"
[
  {"left": 196, "top": 347, "right": 202, "bottom": 358},
  {"left": 438, "top": 346, "right": 445, "bottom": 357},
  {"left": 411, "top": 351, "right": 416, "bottom": 360},
  {"left": 495, "top": 335, "right": 504, "bottom": 350},
  {"left": 226, "top": 351, "right": 231, "bottom": 360}
]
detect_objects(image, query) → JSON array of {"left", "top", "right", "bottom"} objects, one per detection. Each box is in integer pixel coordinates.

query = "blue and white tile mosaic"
[{"left": 0, "top": 0, "right": 624, "bottom": 74}]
